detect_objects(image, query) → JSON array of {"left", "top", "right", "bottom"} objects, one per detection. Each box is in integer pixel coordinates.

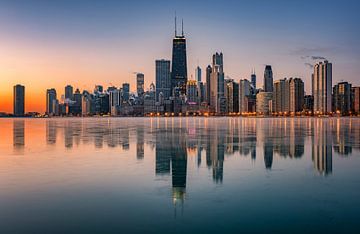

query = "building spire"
[
  {"left": 175, "top": 12, "right": 177, "bottom": 37},
  {"left": 181, "top": 19, "right": 184, "bottom": 36}
]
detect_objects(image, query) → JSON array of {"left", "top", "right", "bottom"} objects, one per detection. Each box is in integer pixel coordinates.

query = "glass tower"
[{"left": 171, "top": 19, "right": 188, "bottom": 95}]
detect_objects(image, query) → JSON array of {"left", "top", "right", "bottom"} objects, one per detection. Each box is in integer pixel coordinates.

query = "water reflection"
[
  {"left": 13, "top": 120, "right": 25, "bottom": 152},
  {"left": 11, "top": 118, "right": 360, "bottom": 189}
]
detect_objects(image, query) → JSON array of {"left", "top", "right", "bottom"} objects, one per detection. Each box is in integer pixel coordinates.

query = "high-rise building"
[
  {"left": 206, "top": 65, "right": 212, "bottom": 105},
  {"left": 233, "top": 81, "right": 239, "bottom": 113},
  {"left": 122, "top": 83, "right": 130, "bottom": 102},
  {"left": 239, "top": 79, "right": 252, "bottom": 113},
  {"left": 197, "top": 82, "right": 206, "bottom": 104},
  {"left": 109, "top": 89, "right": 122, "bottom": 116},
  {"left": 256, "top": 92, "right": 273, "bottom": 115},
  {"left": 82, "top": 93, "right": 93, "bottom": 116},
  {"left": 13, "top": 84, "right": 25, "bottom": 116},
  {"left": 313, "top": 60, "right": 332, "bottom": 114},
  {"left": 224, "top": 79, "right": 240, "bottom": 114},
  {"left": 289, "top": 78, "right": 304, "bottom": 113},
  {"left": 225, "top": 79, "right": 234, "bottom": 113},
  {"left": 136, "top": 73, "right": 145, "bottom": 97},
  {"left": 333, "top": 81, "right": 352, "bottom": 115},
  {"left": 352, "top": 87, "right": 360, "bottom": 114},
  {"left": 171, "top": 19, "right": 187, "bottom": 94},
  {"left": 251, "top": 70, "right": 256, "bottom": 91},
  {"left": 210, "top": 52, "right": 225, "bottom": 113},
  {"left": 195, "top": 66, "right": 201, "bottom": 83},
  {"left": 65, "top": 85, "right": 73, "bottom": 100},
  {"left": 72, "top": 89, "right": 82, "bottom": 115},
  {"left": 273, "top": 78, "right": 288, "bottom": 113},
  {"left": 156, "top": 59, "right": 171, "bottom": 101},
  {"left": 46, "top": 88, "right": 57, "bottom": 115},
  {"left": 186, "top": 80, "right": 198, "bottom": 103},
  {"left": 264, "top": 65, "right": 273, "bottom": 92},
  {"left": 273, "top": 78, "right": 304, "bottom": 114}
]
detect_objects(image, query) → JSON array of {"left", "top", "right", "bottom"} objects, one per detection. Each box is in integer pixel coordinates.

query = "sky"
[{"left": 0, "top": 0, "right": 360, "bottom": 113}]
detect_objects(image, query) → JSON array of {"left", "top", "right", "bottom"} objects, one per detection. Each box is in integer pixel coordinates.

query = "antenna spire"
[
  {"left": 181, "top": 19, "right": 184, "bottom": 36},
  {"left": 175, "top": 12, "right": 177, "bottom": 37}
]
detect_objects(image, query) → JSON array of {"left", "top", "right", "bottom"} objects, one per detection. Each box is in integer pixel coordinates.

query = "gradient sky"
[{"left": 1, "top": 0, "right": 360, "bottom": 113}]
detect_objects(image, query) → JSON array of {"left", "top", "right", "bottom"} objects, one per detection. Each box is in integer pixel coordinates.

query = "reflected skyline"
[
  {"left": 10, "top": 118, "right": 360, "bottom": 184},
  {"left": 3, "top": 117, "right": 360, "bottom": 233}
]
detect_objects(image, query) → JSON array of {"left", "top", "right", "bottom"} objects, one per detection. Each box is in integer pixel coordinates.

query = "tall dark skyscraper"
[
  {"left": 13, "top": 84, "right": 25, "bottom": 116},
  {"left": 206, "top": 65, "right": 212, "bottom": 105},
  {"left": 333, "top": 81, "right": 352, "bottom": 115},
  {"left": 46, "top": 88, "right": 57, "bottom": 115},
  {"left": 195, "top": 66, "right": 201, "bottom": 83},
  {"left": 65, "top": 85, "right": 73, "bottom": 100},
  {"left": 156, "top": 59, "right": 171, "bottom": 100},
  {"left": 251, "top": 69, "right": 256, "bottom": 90},
  {"left": 72, "top": 88, "right": 82, "bottom": 115},
  {"left": 171, "top": 18, "right": 188, "bottom": 95},
  {"left": 136, "top": 73, "right": 145, "bottom": 97},
  {"left": 122, "top": 83, "right": 130, "bottom": 102},
  {"left": 210, "top": 52, "right": 225, "bottom": 113},
  {"left": 264, "top": 65, "right": 273, "bottom": 92}
]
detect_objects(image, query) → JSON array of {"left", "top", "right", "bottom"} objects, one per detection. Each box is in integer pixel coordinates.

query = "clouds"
[
  {"left": 298, "top": 52, "right": 328, "bottom": 69},
  {"left": 301, "top": 55, "right": 327, "bottom": 60},
  {"left": 304, "top": 63, "right": 314, "bottom": 69}
]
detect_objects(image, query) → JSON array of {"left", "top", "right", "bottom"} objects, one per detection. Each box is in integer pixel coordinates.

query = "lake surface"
[{"left": 0, "top": 117, "right": 359, "bottom": 234}]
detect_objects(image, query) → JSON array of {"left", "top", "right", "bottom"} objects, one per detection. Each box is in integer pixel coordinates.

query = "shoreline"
[{"left": 1, "top": 115, "right": 359, "bottom": 119}]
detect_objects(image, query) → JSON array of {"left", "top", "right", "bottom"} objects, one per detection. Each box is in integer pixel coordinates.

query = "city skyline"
[{"left": 1, "top": 0, "right": 360, "bottom": 113}]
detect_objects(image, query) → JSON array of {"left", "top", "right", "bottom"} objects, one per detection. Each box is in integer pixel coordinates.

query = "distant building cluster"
[{"left": 6, "top": 20, "right": 360, "bottom": 118}]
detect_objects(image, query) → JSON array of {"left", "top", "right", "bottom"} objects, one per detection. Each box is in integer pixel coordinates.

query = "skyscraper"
[
  {"left": 122, "top": 83, "right": 130, "bottom": 102},
  {"left": 109, "top": 89, "right": 122, "bottom": 116},
  {"left": 171, "top": 18, "right": 187, "bottom": 94},
  {"left": 225, "top": 79, "right": 234, "bottom": 113},
  {"left": 273, "top": 78, "right": 289, "bottom": 113},
  {"left": 73, "top": 88, "right": 82, "bottom": 115},
  {"left": 195, "top": 66, "right": 201, "bottom": 83},
  {"left": 155, "top": 59, "right": 171, "bottom": 101},
  {"left": 65, "top": 85, "right": 73, "bottom": 100},
  {"left": 352, "top": 87, "right": 360, "bottom": 114},
  {"left": 206, "top": 65, "right": 212, "bottom": 105},
  {"left": 313, "top": 60, "right": 332, "bottom": 114},
  {"left": 264, "top": 65, "right": 273, "bottom": 92},
  {"left": 136, "top": 73, "right": 145, "bottom": 97},
  {"left": 186, "top": 80, "right": 198, "bottom": 103},
  {"left": 251, "top": 69, "right": 256, "bottom": 91},
  {"left": 273, "top": 78, "right": 304, "bottom": 114},
  {"left": 13, "top": 84, "right": 25, "bottom": 116},
  {"left": 239, "top": 79, "right": 251, "bottom": 113},
  {"left": 333, "top": 81, "right": 352, "bottom": 115},
  {"left": 289, "top": 78, "right": 304, "bottom": 113},
  {"left": 46, "top": 88, "right": 57, "bottom": 115},
  {"left": 210, "top": 52, "right": 225, "bottom": 113}
]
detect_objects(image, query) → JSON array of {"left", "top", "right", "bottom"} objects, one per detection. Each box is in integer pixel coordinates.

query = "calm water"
[{"left": 0, "top": 117, "right": 360, "bottom": 234}]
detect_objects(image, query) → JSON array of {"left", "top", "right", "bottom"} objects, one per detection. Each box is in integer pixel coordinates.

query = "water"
[{"left": 0, "top": 117, "right": 359, "bottom": 234}]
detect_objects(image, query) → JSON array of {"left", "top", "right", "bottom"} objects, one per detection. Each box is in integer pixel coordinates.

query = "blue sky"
[{"left": 1, "top": 0, "right": 360, "bottom": 111}]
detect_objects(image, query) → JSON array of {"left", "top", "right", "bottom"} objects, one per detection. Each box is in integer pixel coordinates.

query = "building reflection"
[
  {"left": 46, "top": 120, "right": 57, "bottom": 145},
  {"left": 136, "top": 128, "right": 144, "bottom": 160},
  {"left": 13, "top": 120, "right": 25, "bottom": 151},
  {"left": 16, "top": 118, "right": 360, "bottom": 188},
  {"left": 312, "top": 119, "right": 332, "bottom": 176},
  {"left": 154, "top": 123, "right": 188, "bottom": 204},
  {"left": 333, "top": 118, "right": 352, "bottom": 156}
]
